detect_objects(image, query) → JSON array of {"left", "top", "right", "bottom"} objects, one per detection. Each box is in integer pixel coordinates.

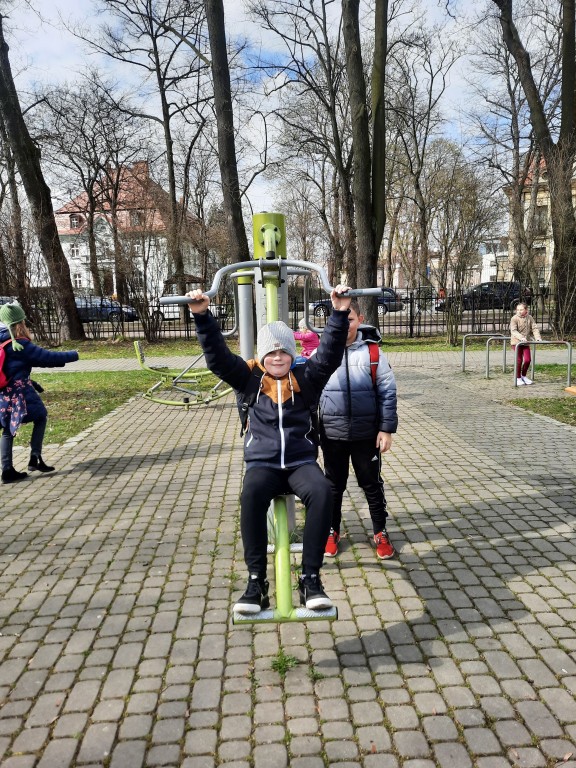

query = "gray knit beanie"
[
  {"left": 257, "top": 321, "right": 297, "bottom": 362},
  {"left": 0, "top": 302, "right": 26, "bottom": 351}
]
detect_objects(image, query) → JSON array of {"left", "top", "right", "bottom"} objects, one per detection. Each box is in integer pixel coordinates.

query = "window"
[
  {"left": 73, "top": 273, "right": 83, "bottom": 289},
  {"left": 534, "top": 205, "right": 548, "bottom": 236},
  {"left": 70, "top": 214, "right": 82, "bottom": 229},
  {"left": 70, "top": 243, "right": 80, "bottom": 258},
  {"left": 130, "top": 210, "right": 145, "bottom": 227}
]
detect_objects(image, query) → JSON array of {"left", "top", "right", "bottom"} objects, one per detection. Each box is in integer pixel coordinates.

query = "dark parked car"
[
  {"left": 152, "top": 298, "right": 228, "bottom": 322},
  {"left": 308, "top": 287, "right": 404, "bottom": 319},
  {"left": 75, "top": 297, "right": 139, "bottom": 322},
  {"left": 436, "top": 281, "right": 531, "bottom": 312}
]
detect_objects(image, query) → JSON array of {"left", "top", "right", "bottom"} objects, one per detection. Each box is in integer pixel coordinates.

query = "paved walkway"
[{"left": 1, "top": 351, "right": 576, "bottom": 767}]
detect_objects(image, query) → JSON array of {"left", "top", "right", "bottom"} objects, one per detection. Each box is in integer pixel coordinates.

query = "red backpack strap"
[{"left": 368, "top": 342, "right": 379, "bottom": 387}]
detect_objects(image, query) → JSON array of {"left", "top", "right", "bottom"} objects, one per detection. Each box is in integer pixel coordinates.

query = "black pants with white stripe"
[
  {"left": 321, "top": 436, "right": 388, "bottom": 536},
  {"left": 240, "top": 463, "right": 332, "bottom": 577}
]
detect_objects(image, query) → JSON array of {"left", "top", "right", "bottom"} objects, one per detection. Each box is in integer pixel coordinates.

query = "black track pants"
[
  {"left": 321, "top": 437, "right": 388, "bottom": 535},
  {"left": 240, "top": 463, "right": 333, "bottom": 576}
]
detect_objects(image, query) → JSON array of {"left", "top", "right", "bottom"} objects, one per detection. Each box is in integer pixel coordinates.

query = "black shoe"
[
  {"left": 28, "top": 455, "right": 55, "bottom": 473},
  {"left": 298, "top": 573, "right": 333, "bottom": 611},
  {"left": 1, "top": 467, "right": 28, "bottom": 484},
  {"left": 233, "top": 575, "right": 270, "bottom": 614}
]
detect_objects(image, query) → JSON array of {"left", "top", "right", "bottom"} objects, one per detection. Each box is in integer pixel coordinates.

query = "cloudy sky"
[{"left": 10, "top": 0, "right": 261, "bottom": 86}]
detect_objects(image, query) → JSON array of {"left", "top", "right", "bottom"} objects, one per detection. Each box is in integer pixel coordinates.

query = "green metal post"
[
  {"left": 273, "top": 497, "right": 293, "bottom": 618},
  {"left": 265, "top": 280, "right": 279, "bottom": 324}
]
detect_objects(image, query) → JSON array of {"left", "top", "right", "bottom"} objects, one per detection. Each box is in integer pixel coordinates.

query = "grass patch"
[
  {"left": 14, "top": 370, "right": 155, "bottom": 447},
  {"left": 531, "top": 362, "right": 576, "bottom": 377},
  {"left": 511, "top": 397, "right": 576, "bottom": 427},
  {"left": 271, "top": 648, "right": 299, "bottom": 677}
]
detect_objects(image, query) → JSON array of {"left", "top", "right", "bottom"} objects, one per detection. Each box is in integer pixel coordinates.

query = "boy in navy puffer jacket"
[
  {"left": 187, "top": 286, "right": 351, "bottom": 614},
  {"left": 0, "top": 303, "right": 79, "bottom": 484},
  {"left": 319, "top": 300, "right": 398, "bottom": 560}
]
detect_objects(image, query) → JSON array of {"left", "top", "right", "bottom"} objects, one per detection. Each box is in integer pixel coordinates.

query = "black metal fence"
[{"left": 29, "top": 290, "right": 555, "bottom": 343}]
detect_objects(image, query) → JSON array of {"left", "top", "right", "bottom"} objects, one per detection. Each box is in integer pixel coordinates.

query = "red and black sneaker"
[
  {"left": 374, "top": 530, "right": 395, "bottom": 560},
  {"left": 325, "top": 529, "right": 340, "bottom": 558}
]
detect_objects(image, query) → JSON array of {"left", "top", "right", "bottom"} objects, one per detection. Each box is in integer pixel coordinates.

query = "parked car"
[
  {"left": 309, "top": 287, "right": 404, "bottom": 318},
  {"left": 0, "top": 296, "right": 19, "bottom": 307},
  {"left": 152, "top": 298, "right": 228, "bottom": 322},
  {"left": 435, "top": 281, "right": 532, "bottom": 312},
  {"left": 75, "top": 297, "right": 139, "bottom": 323}
]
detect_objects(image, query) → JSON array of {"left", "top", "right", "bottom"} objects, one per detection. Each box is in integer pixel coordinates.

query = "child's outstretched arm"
[
  {"left": 186, "top": 290, "right": 250, "bottom": 390},
  {"left": 305, "top": 284, "right": 351, "bottom": 388}
]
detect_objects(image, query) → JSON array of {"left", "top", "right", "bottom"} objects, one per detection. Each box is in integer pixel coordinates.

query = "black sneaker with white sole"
[
  {"left": 298, "top": 573, "right": 333, "bottom": 611},
  {"left": 233, "top": 574, "right": 270, "bottom": 614}
]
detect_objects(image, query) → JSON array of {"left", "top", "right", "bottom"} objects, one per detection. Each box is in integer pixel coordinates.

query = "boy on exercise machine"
[{"left": 186, "top": 286, "right": 351, "bottom": 614}]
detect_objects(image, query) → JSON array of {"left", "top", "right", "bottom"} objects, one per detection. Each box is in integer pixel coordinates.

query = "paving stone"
[
  {"left": 432, "top": 742, "right": 473, "bottom": 767},
  {"left": 109, "top": 741, "right": 147, "bottom": 768},
  {"left": 422, "top": 715, "right": 458, "bottom": 741},
  {"left": 252, "top": 743, "right": 288, "bottom": 768},
  {"left": 393, "top": 731, "right": 430, "bottom": 758},
  {"left": 36, "top": 738, "right": 79, "bottom": 768}
]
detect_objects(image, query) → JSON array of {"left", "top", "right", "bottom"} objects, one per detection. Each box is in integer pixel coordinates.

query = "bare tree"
[
  {"left": 247, "top": 0, "right": 358, "bottom": 282},
  {"left": 426, "top": 139, "right": 504, "bottom": 344},
  {"left": 490, "top": 0, "right": 576, "bottom": 336},
  {"left": 0, "top": 13, "right": 84, "bottom": 339},
  {"left": 80, "top": 0, "right": 210, "bottom": 294},
  {"left": 387, "top": 24, "right": 459, "bottom": 288},
  {"left": 469, "top": 4, "right": 561, "bottom": 294},
  {"left": 204, "top": 0, "right": 250, "bottom": 263},
  {"left": 36, "top": 71, "right": 150, "bottom": 298},
  {"left": 342, "top": 0, "right": 388, "bottom": 319}
]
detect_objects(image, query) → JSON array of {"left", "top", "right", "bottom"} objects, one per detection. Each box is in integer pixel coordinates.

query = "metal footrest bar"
[
  {"left": 266, "top": 543, "right": 304, "bottom": 554},
  {"left": 232, "top": 606, "right": 338, "bottom": 624}
]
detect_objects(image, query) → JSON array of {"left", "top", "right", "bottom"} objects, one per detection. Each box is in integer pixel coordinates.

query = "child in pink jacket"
[{"left": 294, "top": 318, "right": 320, "bottom": 358}]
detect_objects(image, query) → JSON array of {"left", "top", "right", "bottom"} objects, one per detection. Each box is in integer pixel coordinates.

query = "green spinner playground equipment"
[{"left": 160, "top": 212, "right": 385, "bottom": 624}]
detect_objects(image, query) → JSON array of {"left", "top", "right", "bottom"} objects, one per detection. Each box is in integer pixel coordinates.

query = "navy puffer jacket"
[
  {"left": 0, "top": 325, "right": 79, "bottom": 423},
  {"left": 194, "top": 309, "right": 349, "bottom": 469},
  {"left": 319, "top": 326, "right": 398, "bottom": 440}
]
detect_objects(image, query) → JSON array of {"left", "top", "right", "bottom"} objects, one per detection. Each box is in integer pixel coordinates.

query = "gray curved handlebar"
[{"left": 159, "top": 259, "right": 384, "bottom": 305}]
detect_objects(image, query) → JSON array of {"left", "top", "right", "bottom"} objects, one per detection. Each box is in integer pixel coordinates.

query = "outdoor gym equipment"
[
  {"left": 513, "top": 340, "right": 573, "bottom": 388},
  {"left": 133, "top": 341, "right": 230, "bottom": 408},
  {"left": 161, "top": 212, "right": 385, "bottom": 624}
]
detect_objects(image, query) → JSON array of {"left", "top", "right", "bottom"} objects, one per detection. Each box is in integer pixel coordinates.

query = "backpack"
[
  {"left": 0, "top": 339, "right": 13, "bottom": 388},
  {"left": 238, "top": 364, "right": 320, "bottom": 444},
  {"left": 368, "top": 341, "right": 379, "bottom": 387}
]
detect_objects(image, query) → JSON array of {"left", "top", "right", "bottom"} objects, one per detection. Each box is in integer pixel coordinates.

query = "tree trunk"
[
  {"left": 205, "top": 0, "right": 250, "bottom": 264},
  {"left": 371, "top": 0, "right": 388, "bottom": 255},
  {"left": 2, "top": 121, "right": 27, "bottom": 295},
  {"left": 152, "top": 41, "right": 186, "bottom": 292},
  {"left": 547, "top": 144, "right": 576, "bottom": 335},
  {"left": 0, "top": 15, "right": 84, "bottom": 339},
  {"left": 492, "top": 0, "right": 576, "bottom": 335},
  {"left": 342, "top": 0, "right": 377, "bottom": 322}
]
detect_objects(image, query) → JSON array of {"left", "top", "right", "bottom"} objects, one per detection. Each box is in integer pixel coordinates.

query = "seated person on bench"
[{"left": 187, "top": 286, "right": 351, "bottom": 614}]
